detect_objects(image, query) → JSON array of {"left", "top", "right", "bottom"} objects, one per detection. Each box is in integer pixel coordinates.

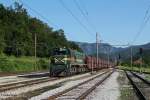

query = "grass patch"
[
  {"left": 145, "top": 75, "right": 150, "bottom": 80},
  {"left": 118, "top": 66, "right": 150, "bottom": 73},
  {"left": 0, "top": 55, "right": 49, "bottom": 73},
  {"left": 120, "top": 88, "right": 131, "bottom": 100},
  {"left": 117, "top": 71, "right": 138, "bottom": 100}
]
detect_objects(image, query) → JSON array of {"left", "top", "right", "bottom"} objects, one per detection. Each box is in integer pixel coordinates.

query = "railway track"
[
  {"left": 18, "top": 72, "right": 49, "bottom": 78},
  {"left": 0, "top": 77, "right": 57, "bottom": 92},
  {"left": 125, "top": 71, "right": 150, "bottom": 100},
  {"left": 48, "top": 70, "right": 113, "bottom": 100},
  {"left": 0, "top": 77, "right": 58, "bottom": 99},
  {"left": 0, "top": 72, "right": 50, "bottom": 86},
  {"left": 131, "top": 72, "right": 150, "bottom": 85},
  {"left": 0, "top": 71, "right": 106, "bottom": 99},
  {"left": 122, "top": 69, "right": 150, "bottom": 74}
]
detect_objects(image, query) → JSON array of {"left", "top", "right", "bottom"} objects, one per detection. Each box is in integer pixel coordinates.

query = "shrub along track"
[
  {"left": 48, "top": 70, "right": 113, "bottom": 100},
  {"left": 125, "top": 71, "right": 150, "bottom": 100}
]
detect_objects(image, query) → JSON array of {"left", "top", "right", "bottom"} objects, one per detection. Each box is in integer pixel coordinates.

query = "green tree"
[{"left": 0, "top": 2, "right": 82, "bottom": 57}]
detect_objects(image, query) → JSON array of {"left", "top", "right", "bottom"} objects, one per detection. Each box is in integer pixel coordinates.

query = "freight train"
[{"left": 50, "top": 47, "right": 114, "bottom": 76}]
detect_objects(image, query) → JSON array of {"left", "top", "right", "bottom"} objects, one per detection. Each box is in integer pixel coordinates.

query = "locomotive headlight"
[
  {"left": 61, "top": 59, "right": 65, "bottom": 62},
  {"left": 62, "top": 58, "right": 68, "bottom": 61}
]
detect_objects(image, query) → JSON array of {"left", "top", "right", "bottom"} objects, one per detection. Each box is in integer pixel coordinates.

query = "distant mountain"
[
  {"left": 114, "top": 42, "right": 150, "bottom": 60},
  {"left": 75, "top": 42, "right": 123, "bottom": 55},
  {"left": 75, "top": 42, "right": 150, "bottom": 64}
]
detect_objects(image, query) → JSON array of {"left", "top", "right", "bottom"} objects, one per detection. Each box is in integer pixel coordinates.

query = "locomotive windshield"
[{"left": 52, "top": 48, "right": 69, "bottom": 55}]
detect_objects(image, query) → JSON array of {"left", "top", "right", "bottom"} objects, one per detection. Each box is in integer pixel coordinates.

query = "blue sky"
[{"left": 1, "top": 0, "right": 150, "bottom": 46}]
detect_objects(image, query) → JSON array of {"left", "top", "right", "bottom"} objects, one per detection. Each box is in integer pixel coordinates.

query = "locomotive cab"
[
  {"left": 51, "top": 48, "right": 70, "bottom": 65},
  {"left": 50, "top": 48, "right": 71, "bottom": 76}
]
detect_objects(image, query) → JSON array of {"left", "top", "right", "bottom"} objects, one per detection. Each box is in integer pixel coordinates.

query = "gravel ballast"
[
  {"left": 29, "top": 71, "right": 107, "bottom": 100},
  {"left": 85, "top": 71, "right": 120, "bottom": 100}
]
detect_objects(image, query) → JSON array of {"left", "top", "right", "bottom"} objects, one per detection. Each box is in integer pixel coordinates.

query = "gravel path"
[{"left": 85, "top": 71, "right": 120, "bottom": 100}]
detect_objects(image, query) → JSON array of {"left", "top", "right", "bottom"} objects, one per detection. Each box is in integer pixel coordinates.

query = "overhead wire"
[
  {"left": 131, "top": 5, "right": 150, "bottom": 44},
  {"left": 58, "top": 0, "right": 93, "bottom": 36},
  {"left": 12, "top": 0, "right": 72, "bottom": 40},
  {"left": 79, "top": 0, "right": 89, "bottom": 16},
  {"left": 18, "top": 0, "right": 73, "bottom": 38},
  {"left": 73, "top": 0, "right": 97, "bottom": 32},
  {"left": 18, "top": 0, "right": 59, "bottom": 29},
  {"left": 73, "top": 0, "right": 102, "bottom": 44}
]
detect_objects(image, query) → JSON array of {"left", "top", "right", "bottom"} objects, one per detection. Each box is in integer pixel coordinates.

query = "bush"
[
  {"left": 0, "top": 56, "right": 49, "bottom": 73},
  {"left": 38, "top": 58, "right": 49, "bottom": 70}
]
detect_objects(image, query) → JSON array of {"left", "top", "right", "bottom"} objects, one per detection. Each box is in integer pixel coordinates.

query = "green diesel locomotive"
[{"left": 50, "top": 48, "right": 87, "bottom": 76}]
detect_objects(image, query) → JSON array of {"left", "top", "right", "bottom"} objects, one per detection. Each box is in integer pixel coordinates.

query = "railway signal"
[
  {"left": 35, "top": 33, "right": 37, "bottom": 71},
  {"left": 139, "top": 48, "right": 143, "bottom": 55},
  {"left": 118, "top": 54, "right": 121, "bottom": 60},
  {"left": 117, "top": 54, "right": 121, "bottom": 66}
]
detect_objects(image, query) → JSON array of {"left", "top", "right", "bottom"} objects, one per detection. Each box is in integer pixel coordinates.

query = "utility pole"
[
  {"left": 131, "top": 47, "right": 133, "bottom": 70},
  {"left": 139, "top": 48, "right": 143, "bottom": 73},
  {"left": 140, "top": 56, "right": 142, "bottom": 73},
  {"left": 91, "top": 56, "right": 93, "bottom": 74},
  {"left": 96, "top": 33, "right": 99, "bottom": 68},
  {"left": 114, "top": 56, "right": 117, "bottom": 67},
  {"left": 35, "top": 33, "right": 37, "bottom": 71},
  {"left": 108, "top": 48, "right": 110, "bottom": 67}
]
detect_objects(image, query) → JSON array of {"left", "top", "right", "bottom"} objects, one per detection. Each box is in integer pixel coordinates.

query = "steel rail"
[
  {"left": 48, "top": 70, "right": 112, "bottom": 100},
  {"left": 131, "top": 71, "right": 150, "bottom": 86},
  {"left": 125, "top": 71, "right": 147, "bottom": 100},
  {"left": 77, "top": 71, "right": 113, "bottom": 100},
  {"left": 0, "top": 78, "right": 57, "bottom": 92},
  {"left": 122, "top": 69, "right": 150, "bottom": 74}
]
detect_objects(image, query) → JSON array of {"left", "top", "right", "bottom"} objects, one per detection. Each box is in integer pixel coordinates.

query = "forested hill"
[{"left": 0, "top": 2, "right": 81, "bottom": 57}]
